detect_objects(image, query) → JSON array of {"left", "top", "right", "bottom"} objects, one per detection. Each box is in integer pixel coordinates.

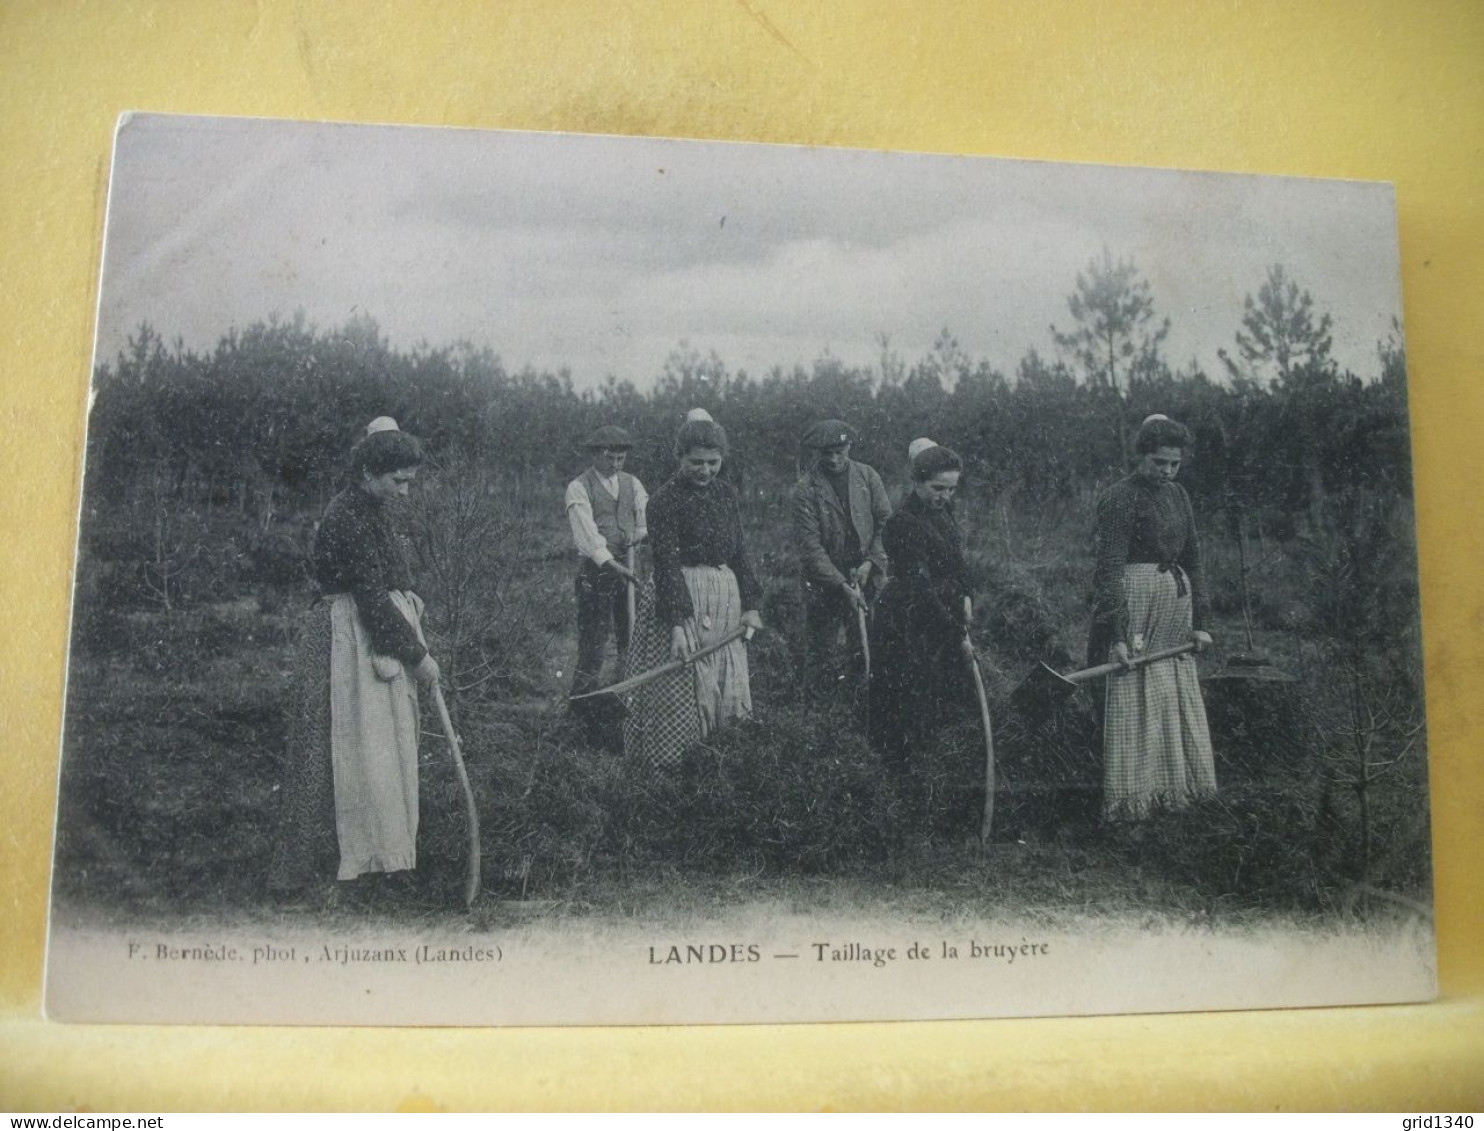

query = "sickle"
[
  {"left": 963, "top": 597, "right": 995, "bottom": 844},
  {"left": 431, "top": 685, "right": 481, "bottom": 908}
]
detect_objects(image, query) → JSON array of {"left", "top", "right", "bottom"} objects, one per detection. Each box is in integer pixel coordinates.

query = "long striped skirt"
[
  {"left": 1102, "top": 564, "right": 1217, "bottom": 820},
  {"left": 622, "top": 565, "right": 751, "bottom": 769},
  {"left": 268, "top": 591, "right": 426, "bottom": 889}
]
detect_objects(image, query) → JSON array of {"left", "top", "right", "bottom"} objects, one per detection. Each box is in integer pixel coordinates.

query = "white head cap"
[
  {"left": 908, "top": 437, "right": 938, "bottom": 461},
  {"left": 1140, "top": 413, "right": 1170, "bottom": 428},
  {"left": 366, "top": 416, "right": 400, "bottom": 435},
  {"left": 685, "top": 408, "right": 714, "bottom": 423}
]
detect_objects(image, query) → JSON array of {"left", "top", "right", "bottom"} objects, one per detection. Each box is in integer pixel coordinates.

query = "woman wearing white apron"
[{"left": 268, "top": 418, "right": 442, "bottom": 897}]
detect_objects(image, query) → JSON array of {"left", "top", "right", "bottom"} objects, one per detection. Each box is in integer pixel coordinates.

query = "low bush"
[
  {"left": 1100, "top": 770, "right": 1432, "bottom": 916},
  {"left": 1116, "top": 786, "right": 1343, "bottom": 913}
]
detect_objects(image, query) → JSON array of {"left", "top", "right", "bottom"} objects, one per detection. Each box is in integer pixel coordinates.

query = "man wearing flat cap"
[
  {"left": 791, "top": 419, "right": 892, "bottom": 700},
  {"left": 567, "top": 425, "right": 648, "bottom": 721}
]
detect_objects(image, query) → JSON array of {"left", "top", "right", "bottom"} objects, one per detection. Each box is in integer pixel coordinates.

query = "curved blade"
[
  {"left": 432, "top": 685, "right": 481, "bottom": 909},
  {"left": 965, "top": 647, "right": 996, "bottom": 844}
]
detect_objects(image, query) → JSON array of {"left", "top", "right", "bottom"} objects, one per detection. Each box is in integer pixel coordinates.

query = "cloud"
[{"left": 95, "top": 116, "right": 1403, "bottom": 390}]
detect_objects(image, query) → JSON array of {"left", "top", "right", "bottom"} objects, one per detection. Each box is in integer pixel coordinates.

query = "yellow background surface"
[{"left": 3, "top": 0, "right": 1481, "bottom": 1111}]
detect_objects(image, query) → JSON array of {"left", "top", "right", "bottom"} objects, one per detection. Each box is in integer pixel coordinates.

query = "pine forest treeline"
[{"left": 90, "top": 257, "right": 1413, "bottom": 542}]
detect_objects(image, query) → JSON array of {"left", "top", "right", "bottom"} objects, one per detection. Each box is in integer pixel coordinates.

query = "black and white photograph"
[{"left": 45, "top": 114, "right": 1436, "bottom": 1025}]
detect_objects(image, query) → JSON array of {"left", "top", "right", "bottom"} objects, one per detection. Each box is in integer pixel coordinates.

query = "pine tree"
[
  {"left": 1225, "top": 264, "right": 1334, "bottom": 386},
  {"left": 1050, "top": 248, "right": 1170, "bottom": 462}
]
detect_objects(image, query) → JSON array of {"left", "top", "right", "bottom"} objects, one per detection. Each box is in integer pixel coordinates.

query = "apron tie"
[{"left": 1157, "top": 561, "right": 1189, "bottom": 598}]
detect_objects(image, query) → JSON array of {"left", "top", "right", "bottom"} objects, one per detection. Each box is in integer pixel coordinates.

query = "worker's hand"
[
  {"left": 842, "top": 582, "right": 868, "bottom": 612},
  {"left": 371, "top": 655, "right": 403, "bottom": 681},
  {"left": 669, "top": 625, "right": 692, "bottom": 661},
  {"left": 605, "top": 559, "right": 637, "bottom": 584},
  {"left": 1112, "top": 641, "right": 1135, "bottom": 672},
  {"left": 850, "top": 562, "right": 872, "bottom": 589},
  {"left": 413, "top": 654, "right": 441, "bottom": 686},
  {"left": 741, "top": 609, "right": 763, "bottom": 641},
  {"left": 960, "top": 635, "right": 977, "bottom": 662},
  {"left": 1191, "top": 630, "right": 1214, "bottom": 653}
]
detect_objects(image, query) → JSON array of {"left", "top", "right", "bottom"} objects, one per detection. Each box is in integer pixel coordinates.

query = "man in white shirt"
[{"left": 566, "top": 425, "right": 648, "bottom": 719}]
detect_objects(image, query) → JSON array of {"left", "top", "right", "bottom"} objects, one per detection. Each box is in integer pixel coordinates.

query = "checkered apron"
[
  {"left": 1102, "top": 564, "right": 1217, "bottom": 820},
  {"left": 622, "top": 566, "right": 751, "bottom": 769},
  {"left": 327, "top": 590, "right": 426, "bottom": 878}
]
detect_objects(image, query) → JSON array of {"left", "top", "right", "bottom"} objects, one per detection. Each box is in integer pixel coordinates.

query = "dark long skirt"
[
  {"left": 867, "top": 594, "right": 974, "bottom": 783},
  {"left": 266, "top": 602, "right": 337, "bottom": 892}
]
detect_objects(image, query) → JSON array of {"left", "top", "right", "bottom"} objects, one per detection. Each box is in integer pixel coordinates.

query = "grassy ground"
[{"left": 51, "top": 474, "right": 1434, "bottom": 933}]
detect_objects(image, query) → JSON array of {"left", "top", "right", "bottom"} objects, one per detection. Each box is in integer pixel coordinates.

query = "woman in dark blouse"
[
  {"left": 621, "top": 414, "right": 763, "bottom": 768},
  {"left": 868, "top": 441, "right": 975, "bottom": 811},
  {"left": 1089, "top": 413, "right": 1216, "bottom": 820},
  {"left": 268, "top": 419, "right": 442, "bottom": 897}
]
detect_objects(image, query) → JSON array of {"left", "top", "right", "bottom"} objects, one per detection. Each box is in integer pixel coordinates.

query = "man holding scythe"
[
  {"left": 566, "top": 424, "right": 647, "bottom": 743},
  {"left": 791, "top": 418, "right": 892, "bottom": 702}
]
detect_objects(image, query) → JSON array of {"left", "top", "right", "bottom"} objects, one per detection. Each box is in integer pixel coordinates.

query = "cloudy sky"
[{"left": 95, "top": 114, "right": 1404, "bottom": 390}]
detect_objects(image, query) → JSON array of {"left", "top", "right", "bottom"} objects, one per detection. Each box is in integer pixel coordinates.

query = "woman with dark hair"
[
  {"left": 868, "top": 439, "right": 975, "bottom": 810},
  {"left": 1088, "top": 413, "right": 1216, "bottom": 820},
  {"left": 621, "top": 412, "right": 764, "bottom": 769},
  {"left": 268, "top": 418, "right": 442, "bottom": 897}
]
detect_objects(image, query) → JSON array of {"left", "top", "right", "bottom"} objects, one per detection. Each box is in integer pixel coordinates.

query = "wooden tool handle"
[
  {"left": 1068, "top": 641, "right": 1198, "bottom": 685},
  {"left": 625, "top": 546, "right": 637, "bottom": 635},
  {"left": 569, "top": 624, "right": 749, "bottom": 701}
]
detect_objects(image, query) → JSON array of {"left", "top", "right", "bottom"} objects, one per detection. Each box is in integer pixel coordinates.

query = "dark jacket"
[
  {"left": 791, "top": 459, "right": 892, "bottom": 593},
  {"left": 647, "top": 476, "right": 763, "bottom": 628},
  {"left": 874, "top": 491, "right": 970, "bottom": 648},
  {"left": 867, "top": 491, "right": 974, "bottom": 757},
  {"left": 311, "top": 486, "right": 427, "bottom": 667},
  {"left": 1086, "top": 474, "right": 1207, "bottom": 666}
]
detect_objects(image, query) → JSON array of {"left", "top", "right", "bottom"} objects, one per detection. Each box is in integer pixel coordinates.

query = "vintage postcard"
[{"left": 45, "top": 114, "right": 1435, "bottom": 1025}]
